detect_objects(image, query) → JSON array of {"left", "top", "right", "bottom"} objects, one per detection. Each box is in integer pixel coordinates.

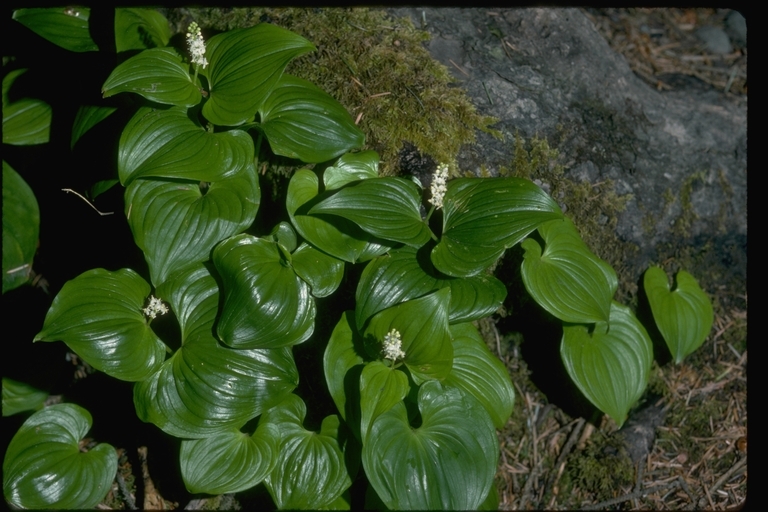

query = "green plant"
[{"left": 3, "top": 8, "right": 714, "bottom": 510}]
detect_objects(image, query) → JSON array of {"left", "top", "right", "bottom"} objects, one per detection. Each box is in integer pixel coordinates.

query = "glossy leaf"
[
  {"left": 3, "top": 163, "right": 40, "bottom": 293},
  {"left": 203, "top": 24, "right": 315, "bottom": 126},
  {"left": 323, "top": 311, "right": 366, "bottom": 426},
  {"left": 180, "top": 423, "right": 280, "bottom": 494},
  {"left": 644, "top": 267, "right": 713, "bottom": 364},
  {"left": 3, "top": 404, "right": 117, "bottom": 509},
  {"left": 134, "top": 265, "right": 298, "bottom": 438},
  {"left": 355, "top": 246, "right": 506, "bottom": 330},
  {"left": 2, "top": 378, "right": 48, "bottom": 416},
  {"left": 71, "top": 105, "right": 117, "bottom": 149},
  {"left": 33, "top": 268, "right": 166, "bottom": 382},
  {"left": 363, "top": 381, "right": 497, "bottom": 510},
  {"left": 103, "top": 48, "right": 202, "bottom": 107},
  {"left": 521, "top": 217, "right": 617, "bottom": 323},
  {"left": 259, "top": 74, "right": 364, "bottom": 162},
  {"left": 365, "top": 288, "right": 453, "bottom": 382},
  {"left": 291, "top": 242, "right": 344, "bottom": 298},
  {"left": 263, "top": 395, "right": 352, "bottom": 509},
  {"left": 359, "top": 361, "right": 409, "bottom": 444},
  {"left": 432, "top": 177, "right": 563, "bottom": 277},
  {"left": 3, "top": 69, "right": 51, "bottom": 145},
  {"left": 309, "top": 177, "right": 432, "bottom": 247},
  {"left": 213, "top": 235, "right": 315, "bottom": 349},
  {"left": 269, "top": 221, "right": 298, "bottom": 253},
  {"left": 561, "top": 302, "right": 653, "bottom": 427},
  {"left": 443, "top": 323, "right": 514, "bottom": 429},
  {"left": 12, "top": 8, "right": 98, "bottom": 52},
  {"left": 118, "top": 106, "right": 253, "bottom": 185},
  {"left": 287, "top": 169, "right": 369, "bottom": 262},
  {"left": 125, "top": 161, "right": 260, "bottom": 287},
  {"left": 114, "top": 8, "right": 171, "bottom": 52},
  {"left": 324, "top": 150, "right": 380, "bottom": 190},
  {"left": 89, "top": 179, "right": 120, "bottom": 200}
]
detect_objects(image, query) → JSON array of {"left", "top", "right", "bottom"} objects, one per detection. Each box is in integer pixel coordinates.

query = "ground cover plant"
[{"left": 3, "top": 7, "right": 725, "bottom": 510}]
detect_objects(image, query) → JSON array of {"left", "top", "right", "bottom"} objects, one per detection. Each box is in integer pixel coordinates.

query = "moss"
[
  {"left": 671, "top": 171, "right": 706, "bottom": 238},
  {"left": 565, "top": 434, "right": 635, "bottom": 503},
  {"left": 163, "top": 7, "right": 498, "bottom": 177}
]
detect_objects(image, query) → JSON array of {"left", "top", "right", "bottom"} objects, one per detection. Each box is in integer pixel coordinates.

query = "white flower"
[
  {"left": 186, "top": 22, "right": 208, "bottom": 69},
  {"left": 429, "top": 163, "right": 449, "bottom": 209},
  {"left": 382, "top": 329, "right": 406, "bottom": 361},
  {"left": 143, "top": 295, "right": 169, "bottom": 320}
]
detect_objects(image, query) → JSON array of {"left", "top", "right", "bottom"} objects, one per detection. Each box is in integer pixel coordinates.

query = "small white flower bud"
[
  {"left": 143, "top": 295, "right": 169, "bottom": 320},
  {"left": 186, "top": 22, "right": 208, "bottom": 69},
  {"left": 429, "top": 163, "right": 449, "bottom": 209},
  {"left": 382, "top": 329, "right": 406, "bottom": 361}
]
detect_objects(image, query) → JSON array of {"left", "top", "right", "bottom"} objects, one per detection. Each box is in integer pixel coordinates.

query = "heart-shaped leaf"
[
  {"left": 263, "top": 395, "right": 352, "bottom": 509},
  {"left": 180, "top": 422, "right": 280, "bottom": 494},
  {"left": 3, "top": 69, "right": 51, "bottom": 146},
  {"left": 359, "top": 361, "right": 409, "bottom": 444},
  {"left": 363, "top": 381, "right": 497, "bottom": 510},
  {"left": 323, "top": 311, "right": 366, "bottom": 430},
  {"left": 3, "top": 163, "right": 40, "bottom": 293},
  {"left": 3, "top": 404, "right": 117, "bottom": 509},
  {"left": 134, "top": 264, "right": 298, "bottom": 438},
  {"left": 521, "top": 217, "right": 617, "bottom": 323},
  {"left": 291, "top": 242, "right": 344, "bottom": 298},
  {"left": 213, "top": 234, "right": 315, "bottom": 349},
  {"left": 644, "top": 267, "right": 713, "bottom": 364},
  {"left": 12, "top": 8, "right": 98, "bottom": 52},
  {"left": 103, "top": 48, "right": 202, "bottom": 107},
  {"left": 33, "top": 268, "right": 167, "bottom": 382},
  {"left": 355, "top": 246, "right": 506, "bottom": 331},
  {"left": 432, "top": 177, "right": 563, "bottom": 277},
  {"left": 309, "top": 177, "right": 432, "bottom": 247},
  {"left": 364, "top": 288, "right": 453, "bottom": 382},
  {"left": 124, "top": 161, "right": 260, "bottom": 287},
  {"left": 203, "top": 24, "right": 315, "bottom": 126},
  {"left": 259, "top": 74, "right": 364, "bottom": 162},
  {"left": 324, "top": 150, "right": 380, "bottom": 190},
  {"left": 443, "top": 323, "right": 514, "bottom": 429},
  {"left": 114, "top": 8, "right": 171, "bottom": 52},
  {"left": 70, "top": 105, "right": 117, "bottom": 149},
  {"left": 560, "top": 302, "right": 653, "bottom": 427},
  {"left": 2, "top": 378, "right": 48, "bottom": 416},
  {"left": 118, "top": 106, "right": 254, "bottom": 185}
]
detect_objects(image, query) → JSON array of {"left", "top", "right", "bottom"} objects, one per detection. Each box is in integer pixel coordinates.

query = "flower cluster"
[
  {"left": 186, "top": 22, "right": 208, "bottom": 69},
  {"left": 143, "top": 296, "right": 169, "bottom": 320},
  {"left": 429, "top": 163, "right": 449, "bottom": 209},
  {"left": 382, "top": 329, "right": 406, "bottom": 361}
]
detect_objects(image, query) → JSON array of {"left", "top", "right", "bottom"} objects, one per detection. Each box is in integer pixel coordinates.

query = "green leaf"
[
  {"left": 561, "top": 302, "right": 653, "bottom": 427},
  {"left": 644, "top": 267, "right": 713, "bottom": 364},
  {"left": 3, "top": 163, "right": 40, "bottom": 293},
  {"left": 125, "top": 161, "right": 260, "bottom": 287},
  {"left": 324, "top": 151, "right": 380, "bottom": 190},
  {"left": 287, "top": 169, "right": 369, "bottom": 263},
  {"left": 359, "top": 361, "right": 409, "bottom": 444},
  {"left": 363, "top": 381, "right": 497, "bottom": 510},
  {"left": 71, "top": 105, "right": 117, "bottom": 149},
  {"left": 2, "top": 378, "right": 48, "bottom": 416},
  {"left": 114, "top": 8, "right": 170, "bottom": 52},
  {"left": 118, "top": 106, "right": 254, "bottom": 185},
  {"left": 355, "top": 246, "right": 506, "bottom": 331},
  {"left": 33, "top": 268, "right": 166, "bottom": 382},
  {"left": 323, "top": 311, "right": 366, "bottom": 427},
  {"left": 203, "top": 24, "right": 315, "bottom": 126},
  {"left": 3, "top": 403, "right": 117, "bottom": 509},
  {"left": 443, "top": 323, "right": 514, "bottom": 429},
  {"left": 134, "top": 264, "right": 298, "bottom": 438},
  {"left": 269, "top": 221, "right": 298, "bottom": 253},
  {"left": 364, "top": 288, "right": 453, "bottom": 382},
  {"left": 89, "top": 179, "right": 120, "bottom": 200},
  {"left": 103, "top": 48, "right": 202, "bottom": 107},
  {"left": 521, "top": 217, "right": 617, "bottom": 323},
  {"left": 263, "top": 395, "right": 352, "bottom": 509},
  {"left": 213, "top": 235, "right": 315, "bottom": 349},
  {"left": 3, "top": 69, "right": 51, "bottom": 145},
  {"left": 12, "top": 8, "right": 98, "bottom": 52},
  {"left": 309, "top": 177, "right": 432, "bottom": 247},
  {"left": 180, "top": 423, "right": 280, "bottom": 494},
  {"left": 432, "top": 177, "right": 563, "bottom": 277},
  {"left": 291, "top": 242, "right": 344, "bottom": 298},
  {"left": 259, "top": 74, "right": 364, "bottom": 162}
]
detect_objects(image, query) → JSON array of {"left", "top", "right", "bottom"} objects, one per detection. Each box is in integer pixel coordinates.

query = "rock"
[
  {"left": 387, "top": 7, "right": 746, "bottom": 280},
  {"left": 725, "top": 10, "right": 747, "bottom": 48},
  {"left": 695, "top": 25, "right": 732, "bottom": 54}
]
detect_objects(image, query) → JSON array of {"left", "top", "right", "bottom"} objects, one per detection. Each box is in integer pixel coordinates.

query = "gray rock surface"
[{"left": 387, "top": 7, "right": 746, "bottom": 276}]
